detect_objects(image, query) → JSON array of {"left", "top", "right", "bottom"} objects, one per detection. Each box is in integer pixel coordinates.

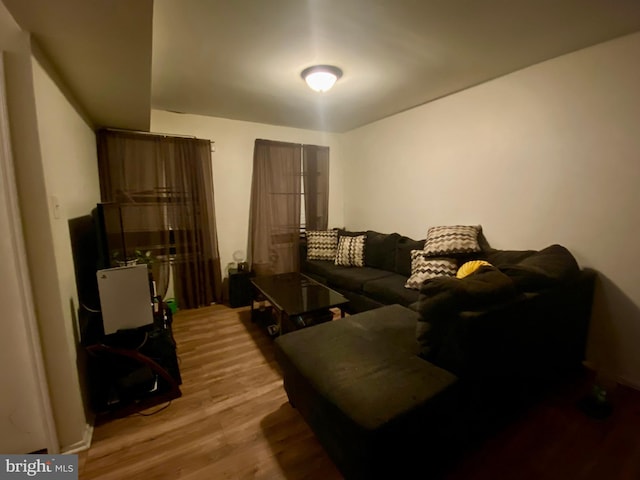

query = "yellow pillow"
[{"left": 457, "top": 260, "right": 492, "bottom": 279}]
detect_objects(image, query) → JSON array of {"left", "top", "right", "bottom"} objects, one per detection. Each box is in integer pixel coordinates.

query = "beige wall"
[
  {"left": 153, "top": 33, "right": 640, "bottom": 387},
  {"left": 32, "top": 54, "right": 101, "bottom": 318},
  {"left": 342, "top": 32, "right": 640, "bottom": 387},
  {"left": 2, "top": 1, "right": 94, "bottom": 450},
  {"left": 31, "top": 53, "right": 100, "bottom": 449},
  {"left": 151, "top": 110, "right": 345, "bottom": 275}
]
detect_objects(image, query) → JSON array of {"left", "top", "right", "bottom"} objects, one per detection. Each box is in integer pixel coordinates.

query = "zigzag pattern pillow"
[
  {"left": 334, "top": 235, "right": 366, "bottom": 267},
  {"left": 405, "top": 250, "right": 457, "bottom": 290},
  {"left": 306, "top": 230, "right": 338, "bottom": 261},
  {"left": 423, "top": 225, "right": 482, "bottom": 256}
]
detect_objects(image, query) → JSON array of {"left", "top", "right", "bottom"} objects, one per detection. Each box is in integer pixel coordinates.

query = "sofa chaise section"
[
  {"left": 280, "top": 234, "right": 596, "bottom": 479},
  {"left": 274, "top": 305, "right": 459, "bottom": 479}
]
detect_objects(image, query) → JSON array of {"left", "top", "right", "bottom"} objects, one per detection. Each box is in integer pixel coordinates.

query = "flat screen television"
[{"left": 92, "top": 202, "right": 129, "bottom": 269}]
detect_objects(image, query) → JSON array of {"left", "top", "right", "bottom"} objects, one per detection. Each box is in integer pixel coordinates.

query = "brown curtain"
[
  {"left": 302, "top": 144, "right": 330, "bottom": 230},
  {"left": 97, "top": 130, "right": 222, "bottom": 309},
  {"left": 248, "top": 139, "right": 301, "bottom": 275}
]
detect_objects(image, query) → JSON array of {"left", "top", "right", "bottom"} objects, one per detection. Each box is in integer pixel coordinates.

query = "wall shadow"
[{"left": 586, "top": 270, "right": 640, "bottom": 387}]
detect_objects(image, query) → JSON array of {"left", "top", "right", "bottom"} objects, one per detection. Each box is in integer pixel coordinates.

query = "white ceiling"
[
  {"left": 3, "top": 0, "right": 153, "bottom": 131},
  {"left": 5, "top": 0, "right": 640, "bottom": 133}
]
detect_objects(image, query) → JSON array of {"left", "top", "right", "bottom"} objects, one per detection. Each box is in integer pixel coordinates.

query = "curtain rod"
[
  {"left": 104, "top": 127, "right": 212, "bottom": 143},
  {"left": 255, "top": 138, "right": 327, "bottom": 149}
]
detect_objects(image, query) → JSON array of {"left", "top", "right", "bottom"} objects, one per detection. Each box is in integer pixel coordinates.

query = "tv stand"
[{"left": 86, "top": 305, "right": 182, "bottom": 421}]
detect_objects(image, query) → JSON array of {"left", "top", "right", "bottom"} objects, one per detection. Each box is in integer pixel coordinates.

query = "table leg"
[{"left": 279, "top": 311, "right": 286, "bottom": 335}]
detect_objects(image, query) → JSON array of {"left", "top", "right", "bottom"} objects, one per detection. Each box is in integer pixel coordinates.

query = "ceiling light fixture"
[{"left": 301, "top": 65, "right": 343, "bottom": 92}]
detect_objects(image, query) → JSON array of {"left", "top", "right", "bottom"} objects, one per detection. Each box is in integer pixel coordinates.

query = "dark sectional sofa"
[
  {"left": 277, "top": 229, "right": 597, "bottom": 479},
  {"left": 301, "top": 229, "right": 426, "bottom": 312}
]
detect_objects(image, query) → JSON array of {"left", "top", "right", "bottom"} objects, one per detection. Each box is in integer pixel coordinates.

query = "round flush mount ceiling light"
[{"left": 301, "top": 65, "right": 343, "bottom": 92}]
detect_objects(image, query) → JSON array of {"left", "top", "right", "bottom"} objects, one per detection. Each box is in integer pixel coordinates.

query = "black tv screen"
[{"left": 93, "top": 202, "right": 129, "bottom": 269}]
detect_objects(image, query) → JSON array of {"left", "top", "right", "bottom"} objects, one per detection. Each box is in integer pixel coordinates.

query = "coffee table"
[{"left": 250, "top": 272, "right": 349, "bottom": 335}]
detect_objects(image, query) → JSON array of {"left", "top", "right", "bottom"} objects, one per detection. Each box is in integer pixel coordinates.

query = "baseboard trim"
[
  {"left": 582, "top": 360, "right": 640, "bottom": 392},
  {"left": 61, "top": 423, "right": 94, "bottom": 454},
  {"left": 615, "top": 374, "right": 640, "bottom": 392}
]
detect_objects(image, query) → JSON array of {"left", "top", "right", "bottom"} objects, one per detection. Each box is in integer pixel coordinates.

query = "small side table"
[{"left": 229, "top": 268, "right": 252, "bottom": 307}]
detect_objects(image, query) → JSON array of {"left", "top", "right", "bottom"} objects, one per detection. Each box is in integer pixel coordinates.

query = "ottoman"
[{"left": 274, "top": 304, "right": 459, "bottom": 479}]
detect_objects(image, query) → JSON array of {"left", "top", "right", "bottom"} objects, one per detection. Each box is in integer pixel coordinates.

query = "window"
[
  {"left": 97, "top": 129, "right": 223, "bottom": 308},
  {"left": 249, "top": 140, "right": 329, "bottom": 275}
]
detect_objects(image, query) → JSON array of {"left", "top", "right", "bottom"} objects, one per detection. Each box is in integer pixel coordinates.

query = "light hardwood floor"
[
  {"left": 79, "top": 304, "right": 640, "bottom": 480},
  {"left": 79, "top": 305, "right": 341, "bottom": 479}
]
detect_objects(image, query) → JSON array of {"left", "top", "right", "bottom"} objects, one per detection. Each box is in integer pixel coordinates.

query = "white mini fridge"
[{"left": 97, "top": 264, "right": 154, "bottom": 335}]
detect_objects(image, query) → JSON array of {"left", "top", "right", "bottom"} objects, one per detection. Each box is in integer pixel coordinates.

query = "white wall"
[
  {"left": 32, "top": 54, "right": 101, "bottom": 325},
  {"left": 2, "top": 42, "right": 98, "bottom": 451},
  {"left": 30, "top": 52, "right": 100, "bottom": 450},
  {"left": 1, "top": 2, "right": 80, "bottom": 452},
  {"left": 342, "top": 32, "right": 640, "bottom": 387},
  {"left": 151, "top": 110, "right": 345, "bottom": 275}
]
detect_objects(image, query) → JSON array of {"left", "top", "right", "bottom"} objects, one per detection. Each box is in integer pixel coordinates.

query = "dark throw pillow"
[
  {"left": 499, "top": 244, "right": 580, "bottom": 291},
  {"left": 365, "top": 231, "right": 400, "bottom": 271},
  {"left": 395, "top": 236, "right": 426, "bottom": 277}
]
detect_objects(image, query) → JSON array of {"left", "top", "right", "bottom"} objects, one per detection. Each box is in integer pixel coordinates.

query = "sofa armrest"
[{"left": 428, "top": 269, "right": 596, "bottom": 379}]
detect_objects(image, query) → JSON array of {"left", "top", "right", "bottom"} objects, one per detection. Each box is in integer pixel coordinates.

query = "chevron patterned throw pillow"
[
  {"left": 306, "top": 230, "right": 338, "bottom": 261},
  {"left": 334, "top": 235, "right": 366, "bottom": 267},
  {"left": 423, "top": 225, "right": 482, "bottom": 256},
  {"left": 405, "top": 250, "right": 457, "bottom": 290}
]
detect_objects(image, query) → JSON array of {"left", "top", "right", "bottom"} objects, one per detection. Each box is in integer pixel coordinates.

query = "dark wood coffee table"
[{"left": 250, "top": 272, "right": 349, "bottom": 335}]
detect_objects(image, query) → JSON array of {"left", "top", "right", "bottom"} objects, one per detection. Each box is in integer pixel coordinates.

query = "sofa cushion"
[
  {"left": 365, "top": 231, "right": 400, "bottom": 271},
  {"left": 405, "top": 251, "right": 457, "bottom": 290},
  {"left": 423, "top": 225, "right": 482, "bottom": 257},
  {"left": 303, "top": 259, "right": 351, "bottom": 282},
  {"left": 499, "top": 244, "right": 580, "bottom": 291},
  {"left": 336, "top": 303, "right": 422, "bottom": 354},
  {"left": 417, "top": 267, "right": 518, "bottom": 316},
  {"left": 337, "top": 228, "right": 367, "bottom": 237},
  {"left": 363, "top": 274, "right": 421, "bottom": 307},
  {"left": 394, "top": 236, "right": 426, "bottom": 276},
  {"left": 335, "top": 234, "right": 366, "bottom": 267},
  {"left": 483, "top": 249, "right": 537, "bottom": 267},
  {"left": 275, "top": 305, "right": 458, "bottom": 430},
  {"left": 305, "top": 230, "right": 338, "bottom": 261},
  {"left": 415, "top": 267, "right": 518, "bottom": 358},
  {"left": 328, "top": 267, "right": 395, "bottom": 293}
]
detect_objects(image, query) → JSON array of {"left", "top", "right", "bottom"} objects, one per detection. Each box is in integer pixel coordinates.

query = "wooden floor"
[{"left": 78, "top": 305, "right": 640, "bottom": 480}]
